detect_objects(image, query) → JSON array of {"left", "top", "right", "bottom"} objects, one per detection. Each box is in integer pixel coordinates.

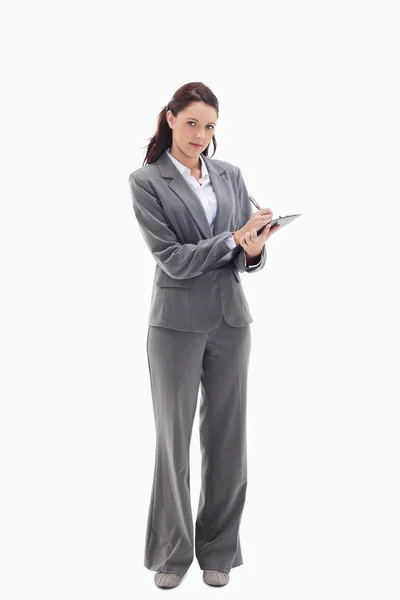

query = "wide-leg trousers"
[{"left": 144, "top": 317, "right": 251, "bottom": 577}]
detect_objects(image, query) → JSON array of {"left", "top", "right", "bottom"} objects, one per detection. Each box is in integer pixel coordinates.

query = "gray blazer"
[{"left": 128, "top": 151, "right": 267, "bottom": 332}]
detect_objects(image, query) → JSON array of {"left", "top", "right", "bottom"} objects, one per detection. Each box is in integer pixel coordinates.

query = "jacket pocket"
[{"left": 157, "top": 271, "right": 192, "bottom": 287}]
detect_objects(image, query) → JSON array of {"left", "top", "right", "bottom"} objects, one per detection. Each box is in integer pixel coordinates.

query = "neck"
[{"left": 169, "top": 143, "right": 201, "bottom": 171}]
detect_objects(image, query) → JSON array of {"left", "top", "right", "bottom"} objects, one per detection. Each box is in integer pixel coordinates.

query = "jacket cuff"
[{"left": 245, "top": 253, "right": 262, "bottom": 269}]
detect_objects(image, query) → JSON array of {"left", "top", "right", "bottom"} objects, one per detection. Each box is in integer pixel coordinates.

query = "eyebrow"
[{"left": 186, "top": 117, "right": 216, "bottom": 125}]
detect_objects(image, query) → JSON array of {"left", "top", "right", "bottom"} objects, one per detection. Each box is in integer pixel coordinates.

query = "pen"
[
  {"left": 248, "top": 195, "right": 261, "bottom": 210},
  {"left": 248, "top": 195, "right": 273, "bottom": 235}
]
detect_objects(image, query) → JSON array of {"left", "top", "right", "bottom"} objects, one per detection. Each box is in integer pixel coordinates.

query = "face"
[{"left": 166, "top": 101, "right": 218, "bottom": 155}]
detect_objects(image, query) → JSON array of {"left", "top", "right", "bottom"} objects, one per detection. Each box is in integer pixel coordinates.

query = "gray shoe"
[
  {"left": 203, "top": 570, "right": 230, "bottom": 586},
  {"left": 154, "top": 572, "right": 181, "bottom": 588}
]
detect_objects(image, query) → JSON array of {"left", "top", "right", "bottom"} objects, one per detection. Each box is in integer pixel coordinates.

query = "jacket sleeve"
[
  {"left": 232, "top": 167, "right": 267, "bottom": 274},
  {"left": 129, "top": 174, "right": 238, "bottom": 279}
]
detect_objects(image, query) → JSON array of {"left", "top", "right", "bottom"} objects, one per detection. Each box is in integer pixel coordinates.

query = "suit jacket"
[{"left": 128, "top": 150, "right": 267, "bottom": 332}]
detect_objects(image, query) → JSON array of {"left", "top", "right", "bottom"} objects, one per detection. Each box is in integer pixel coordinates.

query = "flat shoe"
[
  {"left": 154, "top": 572, "right": 181, "bottom": 588},
  {"left": 203, "top": 570, "right": 230, "bottom": 586}
]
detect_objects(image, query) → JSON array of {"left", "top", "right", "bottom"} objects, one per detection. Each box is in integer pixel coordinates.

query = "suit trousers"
[{"left": 144, "top": 316, "right": 251, "bottom": 577}]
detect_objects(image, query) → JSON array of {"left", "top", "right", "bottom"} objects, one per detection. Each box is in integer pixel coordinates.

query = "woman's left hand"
[{"left": 239, "top": 221, "right": 280, "bottom": 258}]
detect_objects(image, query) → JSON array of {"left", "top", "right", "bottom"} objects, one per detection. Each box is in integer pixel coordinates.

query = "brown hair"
[{"left": 142, "top": 82, "right": 219, "bottom": 166}]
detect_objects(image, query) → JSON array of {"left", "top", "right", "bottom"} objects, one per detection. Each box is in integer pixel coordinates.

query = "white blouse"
[{"left": 165, "top": 148, "right": 261, "bottom": 269}]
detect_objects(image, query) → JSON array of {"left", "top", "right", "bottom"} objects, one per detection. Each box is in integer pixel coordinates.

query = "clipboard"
[{"left": 256, "top": 213, "right": 302, "bottom": 236}]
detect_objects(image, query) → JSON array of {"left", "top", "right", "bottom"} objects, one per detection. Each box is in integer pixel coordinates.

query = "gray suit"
[
  {"left": 128, "top": 151, "right": 267, "bottom": 332},
  {"left": 128, "top": 151, "right": 267, "bottom": 578}
]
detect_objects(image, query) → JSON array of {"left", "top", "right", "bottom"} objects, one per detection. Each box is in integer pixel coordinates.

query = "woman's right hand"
[{"left": 233, "top": 208, "right": 273, "bottom": 244}]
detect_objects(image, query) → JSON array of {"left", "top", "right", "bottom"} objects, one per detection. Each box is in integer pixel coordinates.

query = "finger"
[
  {"left": 265, "top": 223, "right": 280, "bottom": 240},
  {"left": 262, "top": 223, "right": 272, "bottom": 237}
]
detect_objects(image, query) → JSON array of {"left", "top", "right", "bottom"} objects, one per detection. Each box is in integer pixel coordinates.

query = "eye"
[{"left": 187, "top": 121, "right": 214, "bottom": 130}]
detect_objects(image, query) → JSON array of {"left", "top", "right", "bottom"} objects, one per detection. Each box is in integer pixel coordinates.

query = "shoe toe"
[
  {"left": 203, "top": 570, "right": 230, "bottom": 586},
  {"left": 154, "top": 572, "right": 181, "bottom": 588}
]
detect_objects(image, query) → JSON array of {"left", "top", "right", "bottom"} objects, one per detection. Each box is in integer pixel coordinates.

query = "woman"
[{"left": 128, "top": 82, "right": 279, "bottom": 589}]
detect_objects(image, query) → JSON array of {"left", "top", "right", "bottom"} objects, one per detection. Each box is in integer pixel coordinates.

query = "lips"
[{"left": 190, "top": 143, "right": 202, "bottom": 148}]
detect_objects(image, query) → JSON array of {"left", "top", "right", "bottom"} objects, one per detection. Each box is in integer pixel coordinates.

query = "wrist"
[
  {"left": 233, "top": 229, "right": 243, "bottom": 245},
  {"left": 245, "top": 251, "right": 262, "bottom": 265}
]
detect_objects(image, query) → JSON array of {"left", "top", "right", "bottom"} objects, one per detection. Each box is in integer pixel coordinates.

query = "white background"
[{"left": 1, "top": 0, "right": 399, "bottom": 598}]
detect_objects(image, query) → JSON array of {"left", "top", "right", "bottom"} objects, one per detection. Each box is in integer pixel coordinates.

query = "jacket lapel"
[{"left": 155, "top": 151, "right": 233, "bottom": 239}]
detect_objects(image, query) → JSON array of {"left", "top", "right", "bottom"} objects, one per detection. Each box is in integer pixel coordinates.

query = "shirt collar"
[{"left": 165, "top": 147, "right": 209, "bottom": 183}]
